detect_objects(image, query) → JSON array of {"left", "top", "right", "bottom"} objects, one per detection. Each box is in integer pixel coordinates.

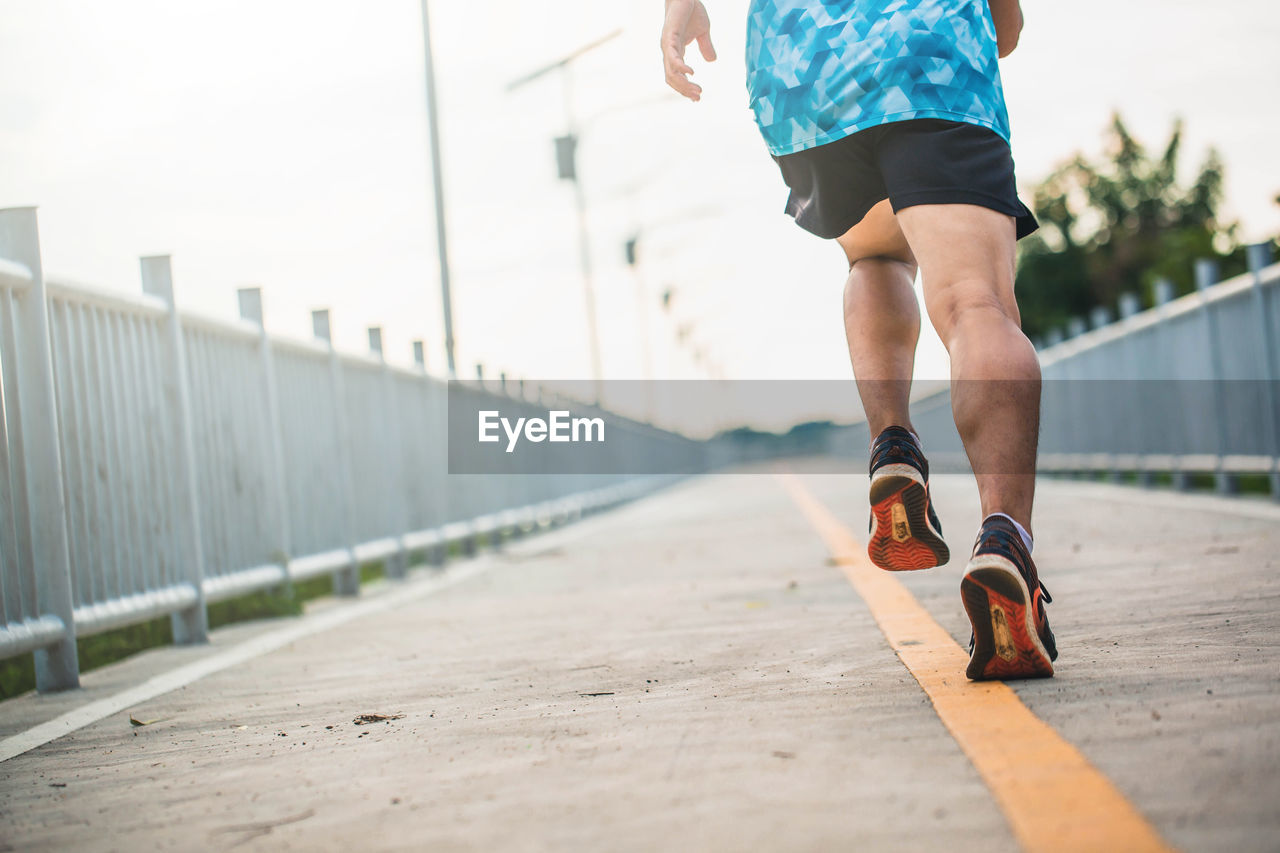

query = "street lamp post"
[
  {"left": 623, "top": 234, "right": 657, "bottom": 422},
  {"left": 419, "top": 0, "right": 457, "bottom": 376},
  {"left": 508, "top": 30, "right": 621, "bottom": 402}
]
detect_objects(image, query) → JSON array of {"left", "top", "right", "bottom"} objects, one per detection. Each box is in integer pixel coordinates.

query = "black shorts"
[{"left": 772, "top": 118, "right": 1039, "bottom": 241}]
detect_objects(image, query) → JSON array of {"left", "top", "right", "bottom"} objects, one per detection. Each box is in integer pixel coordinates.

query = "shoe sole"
[
  {"left": 961, "top": 556, "right": 1055, "bottom": 680},
  {"left": 867, "top": 465, "right": 949, "bottom": 572}
]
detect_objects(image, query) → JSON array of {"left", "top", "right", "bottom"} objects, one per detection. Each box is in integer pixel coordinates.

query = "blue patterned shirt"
[{"left": 745, "top": 0, "right": 1011, "bottom": 156}]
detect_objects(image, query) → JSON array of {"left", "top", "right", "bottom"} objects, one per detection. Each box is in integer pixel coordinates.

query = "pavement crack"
[
  {"left": 210, "top": 808, "right": 315, "bottom": 847},
  {"left": 665, "top": 728, "right": 690, "bottom": 781}
]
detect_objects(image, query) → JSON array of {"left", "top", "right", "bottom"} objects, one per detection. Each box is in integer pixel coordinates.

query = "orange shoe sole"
[
  {"left": 961, "top": 560, "right": 1055, "bottom": 680},
  {"left": 867, "top": 470, "right": 949, "bottom": 572}
]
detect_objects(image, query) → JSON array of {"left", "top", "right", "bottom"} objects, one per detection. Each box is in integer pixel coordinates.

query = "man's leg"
[
  {"left": 894, "top": 203, "right": 1055, "bottom": 680},
  {"left": 840, "top": 201, "right": 950, "bottom": 571},
  {"left": 893, "top": 203, "right": 1039, "bottom": 533},
  {"left": 837, "top": 200, "right": 919, "bottom": 434}
]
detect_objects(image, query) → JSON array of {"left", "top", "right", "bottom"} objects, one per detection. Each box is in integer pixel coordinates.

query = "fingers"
[
  {"left": 660, "top": 0, "right": 712, "bottom": 102},
  {"left": 666, "top": 69, "right": 703, "bottom": 101},
  {"left": 696, "top": 32, "right": 716, "bottom": 62},
  {"left": 662, "top": 35, "right": 702, "bottom": 100},
  {"left": 663, "top": 34, "right": 694, "bottom": 77}
]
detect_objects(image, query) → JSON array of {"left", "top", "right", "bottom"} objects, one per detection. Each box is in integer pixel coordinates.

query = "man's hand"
[{"left": 662, "top": 0, "right": 716, "bottom": 101}]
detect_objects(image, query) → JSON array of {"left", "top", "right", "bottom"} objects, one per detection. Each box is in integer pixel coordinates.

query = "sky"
[{"left": 2, "top": 0, "right": 1278, "bottom": 413}]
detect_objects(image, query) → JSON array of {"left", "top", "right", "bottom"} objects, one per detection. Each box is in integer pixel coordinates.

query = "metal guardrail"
[
  {"left": 827, "top": 246, "right": 1280, "bottom": 499},
  {"left": 0, "top": 208, "right": 698, "bottom": 692}
]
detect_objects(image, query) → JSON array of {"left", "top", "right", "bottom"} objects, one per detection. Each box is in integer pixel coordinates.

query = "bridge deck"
[{"left": 1, "top": 466, "right": 1277, "bottom": 851}]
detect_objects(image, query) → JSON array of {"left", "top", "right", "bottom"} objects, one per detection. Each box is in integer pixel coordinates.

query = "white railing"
[{"left": 0, "top": 207, "right": 696, "bottom": 692}]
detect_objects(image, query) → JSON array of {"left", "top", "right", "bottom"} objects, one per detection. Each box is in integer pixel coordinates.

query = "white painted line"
[
  {"left": 0, "top": 560, "right": 493, "bottom": 764},
  {"left": 0, "top": 488, "right": 663, "bottom": 764}
]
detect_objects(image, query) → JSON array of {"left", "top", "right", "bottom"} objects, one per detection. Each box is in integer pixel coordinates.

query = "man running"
[{"left": 661, "top": 0, "right": 1056, "bottom": 680}]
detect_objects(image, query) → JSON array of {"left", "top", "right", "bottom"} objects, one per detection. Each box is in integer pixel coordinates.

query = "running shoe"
[
  {"left": 867, "top": 426, "right": 949, "bottom": 571},
  {"left": 961, "top": 515, "right": 1058, "bottom": 680}
]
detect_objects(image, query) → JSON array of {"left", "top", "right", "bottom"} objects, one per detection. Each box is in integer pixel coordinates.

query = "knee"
[
  {"left": 845, "top": 255, "right": 917, "bottom": 290},
  {"left": 925, "top": 279, "right": 1021, "bottom": 345},
  {"left": 844, "top": 255, "right": 919, "bottom": 314}
]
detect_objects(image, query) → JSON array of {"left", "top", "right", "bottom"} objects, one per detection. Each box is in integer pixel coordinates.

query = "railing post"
[
  {"left": 369, "top": 327, "right": 409, "bottom": 580},
  {"left": 0, "top": 207, "right": 79, "bottom": 690},
  {"left": 139, "top": 256, "right": 209, "bottom": 644},
  {"left": 1151, "top": 278, "right": 1186, "bottom": 490},
  {"left": 238, "top": 288, "right": 293, "bottom": 568},
  {"left": 1116, "top": 291, "right": 1144, "bottom": 484},
  {"left": 412, "top": 340, "right": 448, "bottom": 568},
  {"left": 1246, "top": 243, "right": 1280, "bottom": 500},
  {"left": 1195, "top": 259, "right": 1235, "bottom": 495},
  {"left": 1119, "top": 293, "right": 1141, "bottom": 320},
  {"left": 313, "top": 310, "right": 360, "bottom": 596}
]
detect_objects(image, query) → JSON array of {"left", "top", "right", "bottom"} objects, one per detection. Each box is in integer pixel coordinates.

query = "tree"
[{"left": 1015, "top": 114, "right": 1266, "bottom": 340}]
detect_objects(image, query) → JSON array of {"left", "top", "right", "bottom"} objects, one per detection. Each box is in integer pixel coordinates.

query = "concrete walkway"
[{"left": 1, "top": 466, "right": 1277, "bottom": 851}]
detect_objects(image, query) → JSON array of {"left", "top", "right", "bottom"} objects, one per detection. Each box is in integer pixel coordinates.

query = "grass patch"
[
  {"left": 1, "top": 560, "right": 387, "bottom": 702},
  {"left": 0, "top": 657, "right": 33, "bottom": 701},
  {"left": 360, "top": 560, "right": 386, "bottom": 585},
  {"left": 1234, "top": 473, "right": 1273, "bottom": 495},
  {"left": 0, "top": 617, "right": 171, "bottom": 701},
  {"left": 1187, "top": 472, "right": 1217, "bottom": 490},
  {"left": 207, "top": 586, "right": 302, "bottom": 630},
  {"left": 1067, "top": 467, "right": 1275, "bottom": 498}
]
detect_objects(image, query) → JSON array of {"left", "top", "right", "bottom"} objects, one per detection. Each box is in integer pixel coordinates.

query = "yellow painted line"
[{"left": 777, "top": 472, "right": 1176, "bottom": 853}]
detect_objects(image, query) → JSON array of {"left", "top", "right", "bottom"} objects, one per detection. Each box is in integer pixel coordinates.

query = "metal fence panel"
[
  {"left": 1, "top": 211, "right": 702, "bottom": 690},
  {"left": 273, "top": 342, "right": 350, "bottom": 559},
  {"left": 829, "top": 257, "right": 1280, "bottom": 492},
  {"left": 183, "top": 323, "right": 280, "bottom": 581}
]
